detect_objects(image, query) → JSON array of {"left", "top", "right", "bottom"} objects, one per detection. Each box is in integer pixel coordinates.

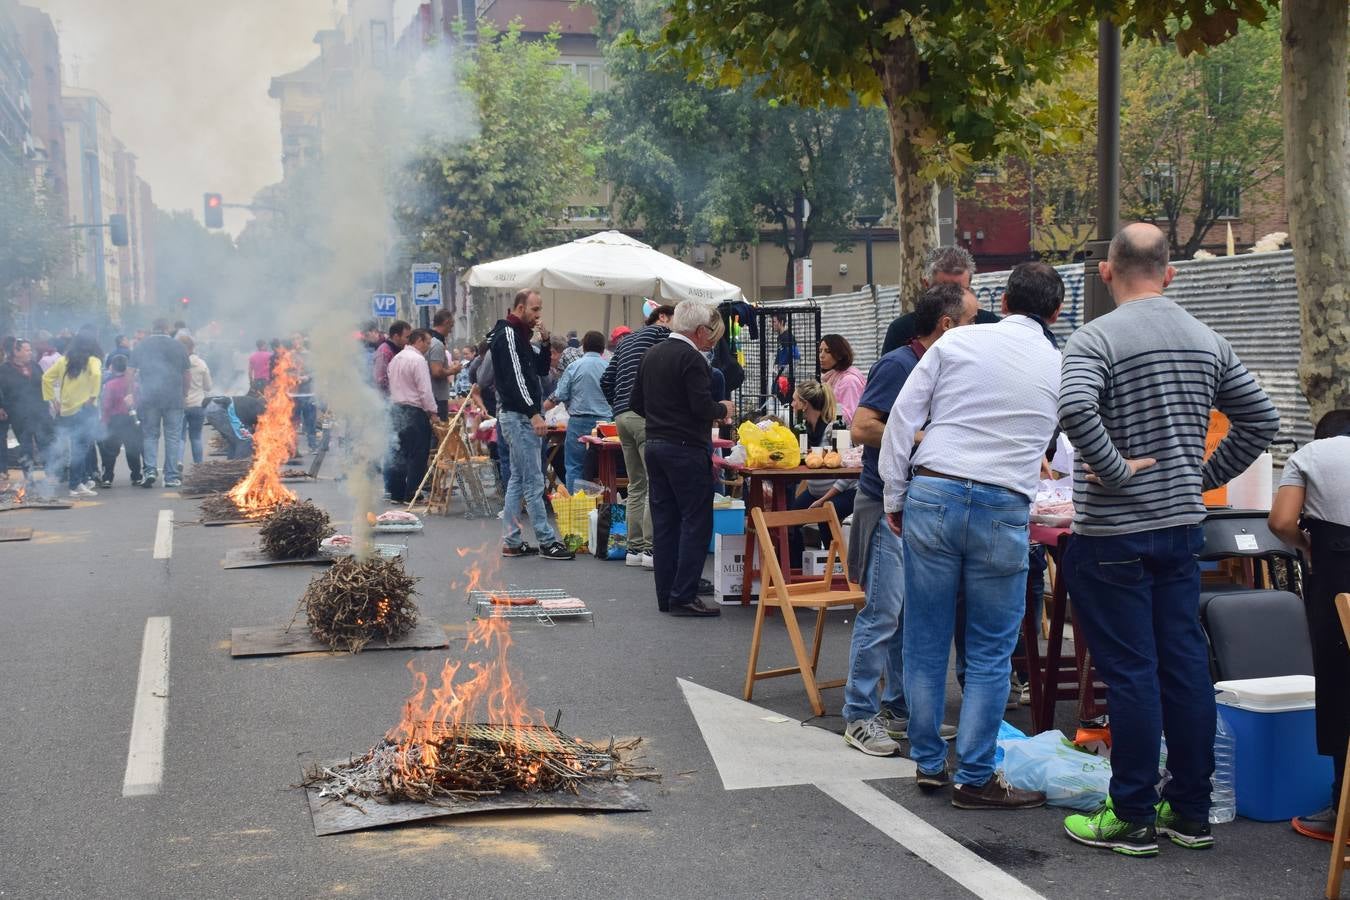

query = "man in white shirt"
[{"left": 879, "top": 261, "right": 1064, "bottom": 810}]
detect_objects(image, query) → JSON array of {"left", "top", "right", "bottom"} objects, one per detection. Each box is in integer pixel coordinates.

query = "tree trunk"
[
  {"left": 878, "top": 36, "right": 938, "bottom": 311},
  {"left": 1282, "top": 0, "right": 1350, "bottom": 421}
]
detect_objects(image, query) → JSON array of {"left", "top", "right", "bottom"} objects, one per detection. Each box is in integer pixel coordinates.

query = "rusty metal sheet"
[
  {"left": 230, "top": 619, "right": 449, "bottom": 657},
  {"left": 222, "top": 548, "right": 332, "bottom": 569},
  {"left": 302, "top": 764, "right": 648, "bottom": 836}
]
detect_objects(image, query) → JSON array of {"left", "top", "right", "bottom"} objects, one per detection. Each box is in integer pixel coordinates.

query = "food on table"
[{"left": 805, "top": 451, "right": 824, "bottom": 469}]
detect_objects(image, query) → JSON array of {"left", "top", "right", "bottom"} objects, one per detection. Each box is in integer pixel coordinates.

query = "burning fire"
[
  {"left": 386, "top": 615, "right": 566, "bottom": 787},
  {"left": 228, "top": 350, "right": 299, "bottom": 516}
]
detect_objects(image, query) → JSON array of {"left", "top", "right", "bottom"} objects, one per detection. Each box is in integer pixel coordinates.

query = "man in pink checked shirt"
[{"left": 384, "top": 328, "right": 437, "bottom": 503}]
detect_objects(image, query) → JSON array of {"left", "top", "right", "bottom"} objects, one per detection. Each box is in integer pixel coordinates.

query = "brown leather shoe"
[
  {"left": 670, "top": 598, "right": 721, "bottom": 617},
  {"left": 951, "top": 773, "right": 1046, "bottom": 810}
]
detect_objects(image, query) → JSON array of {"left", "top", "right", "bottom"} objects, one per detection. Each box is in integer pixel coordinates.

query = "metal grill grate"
[{"left": 466, "top": 589, "right": 593, "bottom": 622}]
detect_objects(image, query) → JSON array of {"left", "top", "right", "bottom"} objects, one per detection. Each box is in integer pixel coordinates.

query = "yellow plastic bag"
[
  {"left": 549, "top": 490, "right": 597, "bottom": 552},
  {"left": 737, "top": 421, "right": 800, "bottom": 469}
]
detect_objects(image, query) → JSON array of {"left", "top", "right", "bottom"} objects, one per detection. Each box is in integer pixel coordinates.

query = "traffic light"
[
  {"left": 109, "top": 213, "right": 128, "bottom": 247},
  {"left": 180, "top": 296, "right": 190, "bottom": 307},
  {"left": 203, "top": 193, "right": 223, "bottom": 228}
]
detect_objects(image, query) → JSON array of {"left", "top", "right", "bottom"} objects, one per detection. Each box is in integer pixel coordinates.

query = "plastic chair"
[
  {"left": 744, "top": 505, "right": 864, "bottom": 716},
  {"left": 1198, "top": 510, "right": 1310, "bottom": 681},
  {"left": 1325, "top": 593, "right": 1350, "bottom": 898}
]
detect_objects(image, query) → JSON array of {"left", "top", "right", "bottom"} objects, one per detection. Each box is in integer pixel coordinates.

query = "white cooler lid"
[{"left": 1214, "top": 674, "right": 1316, "bottom": 712}]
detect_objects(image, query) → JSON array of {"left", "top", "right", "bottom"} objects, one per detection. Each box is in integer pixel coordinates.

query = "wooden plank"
[
  {"left": 0, "top": 501, "right": 72, "bottom": 512},
  {"left": 302, "top": 765, "right": 647, "bottom": 836},
  {"left": 0, "top": 526, "right": 34, "bottom": 541},
  {"left": 230, "top": 618, "right": 449, "bottom": 657}
]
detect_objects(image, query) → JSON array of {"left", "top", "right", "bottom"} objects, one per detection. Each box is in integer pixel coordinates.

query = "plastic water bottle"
[{"left": 1210, "top": 713, "right": 1237, "bottom": 824}]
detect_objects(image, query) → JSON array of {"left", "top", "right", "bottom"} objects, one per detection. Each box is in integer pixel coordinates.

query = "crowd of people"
[{"left": 9, "top": 221, "right": 1344, "bottom": 857}]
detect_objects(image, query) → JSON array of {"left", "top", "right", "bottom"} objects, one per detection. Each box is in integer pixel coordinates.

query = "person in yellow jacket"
[{"left": 41, "top": 334, "right": 102, "bottom": 497}]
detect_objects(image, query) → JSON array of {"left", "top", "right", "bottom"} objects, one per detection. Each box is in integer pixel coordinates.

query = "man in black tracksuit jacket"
[{"left": 489, "top": 289, "right": 572, "bottom": 560}]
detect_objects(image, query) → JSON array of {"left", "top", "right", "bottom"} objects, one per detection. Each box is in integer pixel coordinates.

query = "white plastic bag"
[{"left": 998, "top": 730, "right": 1111, "bottom": 811}]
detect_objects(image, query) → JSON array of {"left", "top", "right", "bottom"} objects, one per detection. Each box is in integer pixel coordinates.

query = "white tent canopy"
[{"left": 463, "top": 230, "right": 744, "bottom": 303}]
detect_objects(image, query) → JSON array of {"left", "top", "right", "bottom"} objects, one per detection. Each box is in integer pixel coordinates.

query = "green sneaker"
[
  {"left": 1064, "top": 800, "right": 1159, "bottom": 857},
  {"left": 1156, "top": 800, "right": 1215, "bottom": 849}
]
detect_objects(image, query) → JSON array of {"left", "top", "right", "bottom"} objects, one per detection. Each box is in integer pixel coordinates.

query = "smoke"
[{"left": 255, "top": 35, "right": 478, "bottom": 550}]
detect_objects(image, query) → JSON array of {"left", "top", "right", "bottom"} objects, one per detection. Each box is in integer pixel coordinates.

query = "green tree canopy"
[
  {"left": 393, "top": 22, "right": 601, "bottom": 269},
  {"left": 651, "top": 0, "right": 1277, "bottom": 299},
  {"left": 596, "top": 0, "right": 893, "bottom": 290},
  {"left": 0, "top": 165, "right": 76, "bottom": 334}
]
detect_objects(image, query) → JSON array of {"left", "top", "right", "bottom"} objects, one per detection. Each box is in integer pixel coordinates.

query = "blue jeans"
[
  {"left": 564, "top": 414, "right": 601, "bottom": 492},
  {"left": 176, "top": 405, "right": 207, "bottom": 471},
  {"left": 902, "top": 475, "right": 1030, "bottom": 785},
  {"left": 499, "top": 411, "right": 557, "bottom": 548},
  {"left": 140, "top": 404, "right": 184, "bottom": 480},
  {"left": 842, "top": 516, "right": 908, "bottom": 722},
  {"left": 1064, "top": 524, "right": 1213, "bottom": 824},
  {"left": 57, "top": 407, "right": 99, "bottom": 489},
  {"left": 645, "top": 439, "right": 713, "bottom": 609}
]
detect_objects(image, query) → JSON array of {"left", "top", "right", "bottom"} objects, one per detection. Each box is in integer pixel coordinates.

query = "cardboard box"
[
  {"left": 709, "top": 498, "right": 746, "bottom": 551},
  {"left": 801, "top": 548, "right": 845, "bottom": 577},
  {"left": 713, "top": 533, "right": 758, "bottom": 604}
]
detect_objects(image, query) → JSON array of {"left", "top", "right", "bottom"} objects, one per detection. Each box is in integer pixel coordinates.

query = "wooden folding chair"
[
  {"left": 1326, "top": 592, "right": 1350, "bottom": 898},
  {"left": 744, "top": 505, "right": 865, "bottom": 716}
]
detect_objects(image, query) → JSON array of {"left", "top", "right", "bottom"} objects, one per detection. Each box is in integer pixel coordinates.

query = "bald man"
[{"left": 1058, "top": 223, "right": 1279, "bottom": 856}]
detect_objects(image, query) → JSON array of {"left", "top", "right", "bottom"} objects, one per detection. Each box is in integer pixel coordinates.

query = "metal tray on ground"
[
  {"left": 229, "top": 619, "right": 448, "bottom": 657},
  {"left": 221, "top": 549, "right": 334, "bottom": 569},
  {"left": 0, "top": 526, "right": 34, "bottom": 541},
  {"left": 0, "top": 500, "right": 72, "bottom": 512},
  {"left": 319, "top": 543, "right": 407, "bottom": 560},
  {"left": 467, "top": 588, "right": 593, "bottom": 623},
  {"left": 373, "top": 520, "right": 424, "bottom": 533}
]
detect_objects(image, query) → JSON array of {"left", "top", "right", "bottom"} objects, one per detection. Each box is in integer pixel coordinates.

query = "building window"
[
  {"left": 1141, "top": 164, "right": 1176, "bottom": 212},
  {"left": 370, "top": 21, "right": 389, "bottom": 68},
  {"left": 1204, "top": 166, "right": 1241, "bottom": 219}
]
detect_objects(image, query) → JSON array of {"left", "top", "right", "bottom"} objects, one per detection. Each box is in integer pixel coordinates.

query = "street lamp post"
[{"left": 856, "top": 214, "right": 883, "bottom": 356}]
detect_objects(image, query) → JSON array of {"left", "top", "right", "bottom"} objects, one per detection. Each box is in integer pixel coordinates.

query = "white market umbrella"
[{"left": 463, "top": 230, "right": 744, "bottom": 303}]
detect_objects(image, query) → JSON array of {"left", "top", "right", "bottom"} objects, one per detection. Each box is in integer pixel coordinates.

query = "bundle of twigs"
[
  {"left": 182, "top": 459, "right": 252, "bottom": 494},
  {"left": 281, "top": 468, "right": 311, "bottom": 479},
  {"left": 303, "top": 731, "right": 657, "bottom": 808},
  {"left": 200, "top": 492, "right": 248, "bottom": 521},
  {"left": 259, "top": 500, "right": 333, "bottom": 559},
  {"left": 297, "top": 556, "right": 419, "bottom": 652}
]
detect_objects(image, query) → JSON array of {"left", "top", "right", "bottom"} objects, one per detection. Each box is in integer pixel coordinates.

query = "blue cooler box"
[
  {"left": 709, "top": 499, "right": 745, "bottom": 552},
  {"left": 1215, "top": 675, "right": 1332, "bottom": 822}
]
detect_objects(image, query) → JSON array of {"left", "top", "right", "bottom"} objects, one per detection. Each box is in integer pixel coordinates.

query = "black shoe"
[
  {"left": 501, "top": 543, "right": 529, "bottom": 558},
  {"left": 130, "top": 476, "right": 144, "bottom": 486},
  {"left": 539, "top": 542, "right": 575, "bottom": 561},
  {"left": 916, "top": 766, "right": 952, "bottom": 791},
  {"left": 98, "top": 479, "right": 113, "bottom": 489},
  {"left": 670, "top": 599, "right": 721, "bottom": 617},
  {"left": 697, "top": 578, "right": 715, "bottom": 597},
  {"left": 141, "top": 473, "right": 157, "bottom": 488},
  {"left": 518, "top": 543, "right": 539, "bottom": 555}
]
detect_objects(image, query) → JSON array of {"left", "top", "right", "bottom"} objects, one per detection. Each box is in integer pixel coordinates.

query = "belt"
[{"left": 915, "top": 466, "right": 962, "bottom": 482}]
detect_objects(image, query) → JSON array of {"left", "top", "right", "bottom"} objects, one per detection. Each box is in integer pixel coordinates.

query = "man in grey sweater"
[{"left": 1058, "top": 223, "right": 1279, "bottom": 857}]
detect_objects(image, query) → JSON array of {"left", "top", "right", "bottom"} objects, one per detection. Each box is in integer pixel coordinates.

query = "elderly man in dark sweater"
[{"left": 630, "top": 301, "right": 734, "bottom": 617}]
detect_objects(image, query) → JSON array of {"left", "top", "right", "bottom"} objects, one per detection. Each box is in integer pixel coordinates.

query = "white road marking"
[
  {"left": 153, "top": 510, "right": 173, "bottom": 559},
  {"left": 679, "top": 678, "right": 1046, "bottom": 900},
  {"left": 816, "top": 779, "right": 1047, "bottom": 900},
  {"left": 122, "top": 617, "right": 171, "bottom": 797}
]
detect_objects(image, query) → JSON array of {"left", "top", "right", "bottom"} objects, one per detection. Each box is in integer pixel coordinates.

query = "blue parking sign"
[{"left": 372, "top": 293, "right": 398, "bottom": 318}]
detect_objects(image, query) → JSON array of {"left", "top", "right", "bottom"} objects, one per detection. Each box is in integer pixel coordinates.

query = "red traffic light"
[
  {"left": 207, "top": 196, "right": 221, "bottom": 208},
  {"left": 180, "top": 296, "right": 190, "bottom": 305},
  {"left": 203, "top": 193, "right": 224, "bottom": 228}
]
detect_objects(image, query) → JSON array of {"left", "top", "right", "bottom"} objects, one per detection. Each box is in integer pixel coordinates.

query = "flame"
[
  {"left": 366, "top": 512, "right": 378, "bottom": 525},
  {"left": 227, "top": 350, "right": 299, "bottom": 515},
  {"left": 386, "top": 616, "right": 564, "bottom": 786},
  {"left": 14, "top": 484, "right": 25, "bottom": 505}
]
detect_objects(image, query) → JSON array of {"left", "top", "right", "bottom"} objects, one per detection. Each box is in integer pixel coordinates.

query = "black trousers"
[
  {"left": 388, "top": 404, "right": 431, "bottom": 503},
  {"left": 1306, "top": 519, "right": 1350, "bottom": 795},
  {"left": 99, "top": 414, "right": 143, "bottom": 482},
  {"left": 645, "top": 439, "right": 712, "bottom": 610}
]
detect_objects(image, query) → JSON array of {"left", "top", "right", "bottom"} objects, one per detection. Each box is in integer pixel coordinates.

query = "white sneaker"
[
  {"left": 625, "top": 553, "right": 643, "bottom": 567},
  {"left": 641, "top": 553, "right": 654, "bottom": 569},
  {"left": 81, "top": 480, "right": 97, "bottom": 492},
  {"left": 71, "top": 485, "right": 98, "bottom": 497}
]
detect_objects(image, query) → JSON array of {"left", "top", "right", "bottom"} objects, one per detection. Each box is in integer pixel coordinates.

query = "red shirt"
[{"left": 247, "top": 350, "right": 272, "bottom": 382}]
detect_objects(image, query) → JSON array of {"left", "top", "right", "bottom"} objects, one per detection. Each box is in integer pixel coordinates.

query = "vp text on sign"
[{"left": 372, "top": 293, "right": 398, "bottom": 318}]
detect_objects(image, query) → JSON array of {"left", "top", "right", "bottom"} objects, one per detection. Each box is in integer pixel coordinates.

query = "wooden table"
[
  {"left": 716, "top": 462, "right": 863, "bottom": 605},
  {"left": 1020, "top": 524, "right": 1107, "bottom": 733},
  {"left": 582, "top": 434, "right": 733, "bottom": 504}
]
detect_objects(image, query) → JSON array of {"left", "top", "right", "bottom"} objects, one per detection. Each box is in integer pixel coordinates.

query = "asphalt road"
[{"left": 0, "top": 469, "right": 1331, "bottom": 899}]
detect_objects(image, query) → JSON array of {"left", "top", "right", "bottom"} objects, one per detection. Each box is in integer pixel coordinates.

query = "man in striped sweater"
[
  {"left": 1058, "top": 223, "right": 1279, "bottom": 857},
  {"left": 600, "top": 304, "right": 674, "bottom": 567}
]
